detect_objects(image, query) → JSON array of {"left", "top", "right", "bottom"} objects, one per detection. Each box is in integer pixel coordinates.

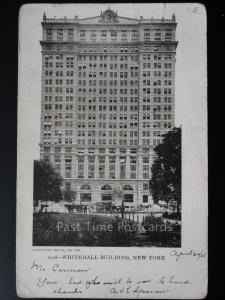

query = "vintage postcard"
[{"left": 16, "top": 3, "right": 207, "bottom": 298}]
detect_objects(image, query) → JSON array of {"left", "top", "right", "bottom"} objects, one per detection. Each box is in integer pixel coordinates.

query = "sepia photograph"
[{"left": 32, "top": 5, "right": 181, "bottom": 247}]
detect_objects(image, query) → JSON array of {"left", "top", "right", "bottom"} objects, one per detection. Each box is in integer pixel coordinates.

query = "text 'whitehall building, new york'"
[{"left": 40, "top": 8, "right": 178, "bottom": 207}]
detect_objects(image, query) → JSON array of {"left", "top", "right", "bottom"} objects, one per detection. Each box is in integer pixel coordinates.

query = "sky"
[{"left": 18, "top": 3, "right": 207, "bottom": 160}]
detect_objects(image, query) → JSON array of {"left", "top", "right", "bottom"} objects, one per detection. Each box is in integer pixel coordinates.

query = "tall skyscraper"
[{"left": 40, "top": 8, "right": 178, "bottom": 208}]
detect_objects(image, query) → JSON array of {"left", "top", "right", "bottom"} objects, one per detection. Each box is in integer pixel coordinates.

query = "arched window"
[
  {"left": 80, "top": 184, "right": 91, "bottom": 191},
  {"left": 123, "top": 185, "right": 133, "bottom": 191},
  {"left": 123, "top": 185, "right": 133, "bottom": 202},
  {"left": 101, "top": 185, "right": 112, "bottom": 191}
]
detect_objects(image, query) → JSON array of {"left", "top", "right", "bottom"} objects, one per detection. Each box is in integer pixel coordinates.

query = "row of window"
[
  {"left": 78, "top": 79, "right": 139, "bottom": 85},
  {"left": 44, "top": 104, "right": 74, "bottom": 110},
  {"left": 142, "top": 80, "right": 172, "bottom": 86},
  {"left": 43, "top": 146, "right": 149, "bottom": 154},
  {"left": 62, "top": 182, "right": 149, "bottom": 192},
  {"left": 44, "top": 54, "right": 172, "bottom": 62},
  {"left": 44, "top": 110, "right": 172, "bottom": 123},
  {"left": 77, "top": 105, "right": 138, "bottom": 111},
  {"left": 44, "top": 155, "right": 150, "bottom": 164},
  {"left": 45, "top": 96, "right": 74, "bottom": 102},
  {"left": 44, "top": 112, "right": 171, "bottom": 124},
  {"left": 43, "top": 138, "right": 139, "bottom": 146},
  {"left": 44, "top": 62, "right": 173, "bottom": 70},
  {"left": 43, "top": 45, "right": 173, "bottom": 54},
  {"left": 42, "top": 136, "right": 167, "bottom": 146},
  {"left": 44, "top": 88, "right": 172, "bottom": 96},
  {"left": 78, "top": 55, "right": 139, "bottom": 61},
  {"left": 45, "top": 87, "right": 73, "bottom": 93},
  {"left": 44, "top": 123, "right": 172, "bottom": 136},
  {"left": 77, "top": 88, "right": 139, "bottom": 94},
  {"left": 44, "top": 96, "right": 171, "bottom": 104},
  {"left": 62, "top": 171, "right": 150, "bottom": 180},
  {"left": 45, "top": 123, "right": 139, "bottom": 131},
  {"left": 78, "top": 64, "right": 138, "bottom": 69},
  {"left": 44, "top": 70, "right": 172, "bottom": 79},
  {"left": 45, "top": 121, "right": 172, "bottom": 132},
  {"left": 44, "top": 52, "right": 173, "bottom": 63},
  {"left": 77, "top": 54, "right": 172, "bottom": 61},
  {"left": 78, "top": 71, "right": 139, "bottom": 78},
  {"left": 46, "top": 28, "right": 172, "bottom": 41},
  {"left": 45, "top": 79, "right": 73, "bottom": 85},
  {"left": 45, "top": 70, "right": 73, "bottom": 77},
  {"left": 77, "top": 71, "right": 172, "bottom": 78}
]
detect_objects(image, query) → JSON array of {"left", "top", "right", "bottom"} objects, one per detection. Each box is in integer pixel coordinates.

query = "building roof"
[{"left": 42, "top": 8, "right": 176, "bottom": 25}]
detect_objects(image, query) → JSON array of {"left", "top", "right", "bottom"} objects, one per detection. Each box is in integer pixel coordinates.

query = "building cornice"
[
  {"left": 40, "top": 40, "right": 178, "bottom": 47},
  {"left": 42, "top": 21, "right": 177, "bottom": 27}
]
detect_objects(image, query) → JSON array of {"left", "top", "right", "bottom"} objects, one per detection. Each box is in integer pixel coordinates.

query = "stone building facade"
[{"left": 40, "top": 8, "right": 178, "bottom": 207}]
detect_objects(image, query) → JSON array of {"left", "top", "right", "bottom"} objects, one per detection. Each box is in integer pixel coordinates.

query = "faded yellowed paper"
[{"left": 17, "top": 3, "right": 207, "bottom": 298}]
